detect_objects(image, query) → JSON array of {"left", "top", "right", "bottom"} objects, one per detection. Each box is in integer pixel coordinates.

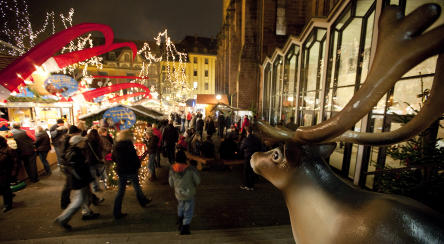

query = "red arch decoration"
[
  {"left": 0, "top": 23, "right": 138, "bottom": 99},
  {"left": 108, "top": 92, "right": 150, "bottom": 103},
  {"left": 82, "top": 83, "right": 150, "bottom": 102}
]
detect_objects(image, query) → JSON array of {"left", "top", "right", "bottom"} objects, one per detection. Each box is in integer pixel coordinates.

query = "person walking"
[
  {"left": 11, "top": 122, "right": 38, "bottom": 183},
  {"left": 190, "top": 113, "right": 197, "bottom": 129},
  {"left": 152, "top": 123, "right": 162, "bottom": 168},
  {"left": 34, "top": 126, "right": 52, "bottom": 176},
  {"left": 205, "top": 116, "right": 216, "bottom": 138},
  {"left": 163, "top": 120, "right": 179, "bottom": 164},
  {"left": 196, "top": 114, "right": 204, "bottom": 138},
  {"left": 186, "top": 112, "right": 192, "bottom": 129},
  {"left": 0, "top": 136, "right": 16, "bottom": 212},
  {"left": 85, "top": 129, "right": 104, "bottom": 193},
  {"left": 50, "top": 119, "right": 68, "bottom": 165},
  {"left": 240, "top": 115, "right": 250, "bottom": 134},
  {"left": 239, "top": 127, "right": 262, "bottom": 191},
  {"left": 218, "top": 113, "right": 225, "bottom": 138},
  {"left": 112, "top": 130, "right": 151, "bottom": 219},
  {"left": 59, "top": 125, "right": 82, "bottom": 209},
  {"left": 180, "top": 112, "right": 186, "bottom": 133},
  {"left": 169, "top": 150, "right": 200, "bottom": 235},
  {"left": 54, "top": 135, "right": 99, "bottom": 230},
  {"left": 145, "top": 129, "right": 159, "bottom": 181}
]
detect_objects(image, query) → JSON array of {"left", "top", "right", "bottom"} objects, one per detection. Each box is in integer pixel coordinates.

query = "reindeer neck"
[{"left": 282, "top": 156, "right": 357, "bottom": 243}]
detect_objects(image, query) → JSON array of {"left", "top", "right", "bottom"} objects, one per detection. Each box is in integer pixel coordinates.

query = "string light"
[{"left": 0, "top": 1, "right": 103, "bottom": 80}]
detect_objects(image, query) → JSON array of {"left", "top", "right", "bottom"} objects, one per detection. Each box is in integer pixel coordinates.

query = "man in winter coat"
[
  {"left": 169, "top": 150, "right": 200, "bottom": 235},
  {"left": 163, "top": 120, "right": 179, "bottom": 164},
  {"left": 11, "top": 122, "right": 38, "bottom": 183},
  {"left": 239, "top": 127, "right": 262, "bottom": 191},
  {"left": 50, "top": 119, "right": 68, "bottom": 165},
  {"left": 35, "top": 126, "right": 52, "bottom": 175},
  {"left": 54, "top": 135, "right": 99, "bottom": 230},
  {"left": 112, "top": 130, "right": 151, "bottom": 219}
]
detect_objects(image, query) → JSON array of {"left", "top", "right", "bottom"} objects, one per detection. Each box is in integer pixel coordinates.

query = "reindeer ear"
[
  {"left": 285, "top": 142, "right": 304, "bottom": 166},
  {"left": 308, "top": 143, "right": 337, "bottom": 160}
]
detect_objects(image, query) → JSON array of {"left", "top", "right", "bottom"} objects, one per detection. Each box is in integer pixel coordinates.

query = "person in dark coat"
[
  {"left": 85, "top": 129, "right": 104, "bottom": 193},
  {"left": 218, "top": 114, "right": 225, "bottom": 138},
  {"left": 0, "top": 136, "right": 15, "bottom": 212},
  {"left": 239, "top": 127, "right": 262, "bottom": 191},
  {"left": 11, "top": 122, "right": 38, "bottom": 183},
  {"left": 163, "top": 120, "right": 179, "bottom": 164},
  {"left": 195, "top": 114, "right": 204, "bottom": 138},
  {"left": 144, "top": 129, "right": 159, "bottom": 181},
  {"left": 55, "top": 135, "right": 99, "bottom": 230},
  {"left": 59, "top": 125, "right": 82, "bottom": 209},
  {"left": 112, "top": 130, "right": 151, "bottom": 219},
  {"left": 34, "top": 126, "right": 51, "bottom": 175},
  {"left": 205, "top": 116, "right": 216, "bottom": 138},
  {"left": 50, "top": 119, "right": 68, "bottom": 165}
]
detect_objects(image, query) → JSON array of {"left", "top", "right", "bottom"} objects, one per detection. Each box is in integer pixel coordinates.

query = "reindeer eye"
[{"left": 271, "top": 149, "right": 282, "bottom": 163}]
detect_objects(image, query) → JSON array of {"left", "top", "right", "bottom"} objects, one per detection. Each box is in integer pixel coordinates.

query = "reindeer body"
[
  {"left": 251, "top": 144, "right": 444, "bottom": 243},
  {"left": 253, "top": 3, "right": 444, "bottom": 243}
]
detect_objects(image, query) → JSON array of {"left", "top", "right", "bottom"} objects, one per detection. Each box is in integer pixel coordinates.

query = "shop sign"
[
  {"left": 103, "top": 106, "right": 136, "bottom": 130},
  {"left": 44, "top": 74, "right": 78, "bottom": 97}
]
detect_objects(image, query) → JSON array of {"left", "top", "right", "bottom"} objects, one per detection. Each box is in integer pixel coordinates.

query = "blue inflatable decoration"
[
  {"left": 103, "top": 106, "right": 136, "bottom": 130},
  {"left": 44, "top": 74, "right": 78, "bottom": 97}
]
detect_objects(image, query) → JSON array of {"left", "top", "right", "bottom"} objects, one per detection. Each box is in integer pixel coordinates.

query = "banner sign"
[
  {"left": 44, "top": 74, "right": 78, "bottom": 97},
  {"left": 103, "top": 106, "right": 136, "bottom": 130}
]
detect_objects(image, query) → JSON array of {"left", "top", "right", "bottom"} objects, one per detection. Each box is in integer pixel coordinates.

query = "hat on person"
[
  {"left": 69, "top": 135, "right": 86, "bottom": 146},
  {"left": 0, "top": 118, "right": 9, "bottom": 131},
  {"left": 68, "top": 125, "right": 81, "bottom": 134}
]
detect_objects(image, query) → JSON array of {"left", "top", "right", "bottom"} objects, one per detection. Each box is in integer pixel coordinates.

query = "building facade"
[
  {"left": 216, "top": 0, "right": 335, "bottom": 109},
  {"left": 180, "top": 36, "right": 217, "bottom": 96},
  {"left": 259, "top": 0, "right": 444, "bottom": 189}
]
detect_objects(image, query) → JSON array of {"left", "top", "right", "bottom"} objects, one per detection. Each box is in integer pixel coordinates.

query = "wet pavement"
[{"left": 0, "top": 157, "right": 291, "bottom": 243}]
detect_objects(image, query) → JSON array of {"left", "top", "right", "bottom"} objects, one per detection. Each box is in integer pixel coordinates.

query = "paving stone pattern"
[{"left": 0, "top": 158, "right": 291, "bottom": 243}]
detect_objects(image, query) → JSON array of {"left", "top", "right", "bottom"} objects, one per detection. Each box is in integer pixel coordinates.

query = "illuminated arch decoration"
[
  {"left": 103, "top": 106, "right": 136, "bottom": 130},
  {"left": 82, "top": 83, "right": 151, "bottom": 102},
  {"left": 0, "top": 23, "right": 137, "bottom": 99},
  {"left": 108, "top": 92, "right": 148, "bottom": 103},
  {"left": 92, "top": 75, "right": 149, "bottom": 80}
]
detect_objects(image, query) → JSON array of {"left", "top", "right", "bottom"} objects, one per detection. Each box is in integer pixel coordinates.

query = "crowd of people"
[{"left": 0, "top": 110, "right": 265, "bottom": 235}]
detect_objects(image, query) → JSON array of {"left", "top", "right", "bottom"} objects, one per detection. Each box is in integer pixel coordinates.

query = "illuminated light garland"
[
  {"left": 105, "top": 121, "right": 151, "bottom": 188},
  {"left": 137, "top": 29, "right": 192, "bottom": 103},
  {"left": 0, "top": 23, "right": 117, "bottom": 95},
  {"left": 0, "top": 2, "right": 104, "bottom": 80}
]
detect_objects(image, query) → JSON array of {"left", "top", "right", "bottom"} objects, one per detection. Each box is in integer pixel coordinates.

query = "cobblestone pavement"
[{"left": 0, "top": 158, "right": 290, "bottom": 242}]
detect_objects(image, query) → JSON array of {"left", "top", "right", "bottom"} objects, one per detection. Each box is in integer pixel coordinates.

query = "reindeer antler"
[{"left": 260, "top": 4, "right": 444, "bottom": 145}]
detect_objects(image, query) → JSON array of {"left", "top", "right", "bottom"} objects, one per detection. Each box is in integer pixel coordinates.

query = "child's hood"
[{"left": 172, "top": 163, "right": 189, "bottom": 173}]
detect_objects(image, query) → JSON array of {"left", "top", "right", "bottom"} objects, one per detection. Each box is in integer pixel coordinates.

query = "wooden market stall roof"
[
  {"left": 79, "top": 104, "right": 166, "bottom": 125},
  {"left": 196, "top": 94, "right": 229, "bottom": 105}
]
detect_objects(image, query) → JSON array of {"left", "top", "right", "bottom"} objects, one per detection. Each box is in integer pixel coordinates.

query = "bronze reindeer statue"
[{"left": 251, "top": 4, "right": 444, "bottom": 244}]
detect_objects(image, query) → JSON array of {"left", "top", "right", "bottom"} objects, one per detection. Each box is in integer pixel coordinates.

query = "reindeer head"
[
  {"left": 251, "top": 142, "right": 336, "bottom": 190},
  {"left": 251, "top": 3, "right": 444, "bottom": 181}
]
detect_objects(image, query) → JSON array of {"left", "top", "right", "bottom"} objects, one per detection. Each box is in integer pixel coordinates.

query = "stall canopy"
[
  {"left": 79, "top": 104, "right": 166, "bottom": 126},
  {"left": 196, "top": 94, "right": 229, "bottom": 105},
  {"left": 210, "top": 102, "right": 241, "bottom": 113}
]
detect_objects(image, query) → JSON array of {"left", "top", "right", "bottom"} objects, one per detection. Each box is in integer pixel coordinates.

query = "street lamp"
[{"left": 216, "top": 94, "right": 221, "bottom": 101}]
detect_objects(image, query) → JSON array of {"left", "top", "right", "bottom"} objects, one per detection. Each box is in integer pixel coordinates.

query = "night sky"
[{"left": 27, "top": 0, "right": 222, "bottom": 41}]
